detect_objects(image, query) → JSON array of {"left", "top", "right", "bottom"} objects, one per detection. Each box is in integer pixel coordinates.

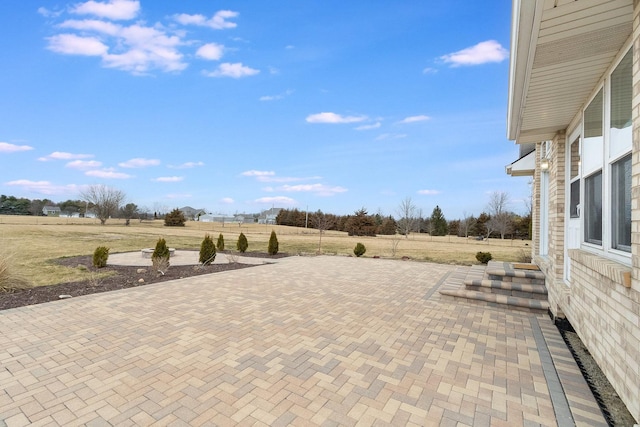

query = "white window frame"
[{"left": 578, "top": 45, "right": 632, "bottom": 266}]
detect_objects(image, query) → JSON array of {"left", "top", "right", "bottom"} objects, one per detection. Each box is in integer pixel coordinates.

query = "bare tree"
[
  {"left": 486, "top": 191, "right": 512, "bottom": 239},
  {"left": 396, "top": 197, "right": 417, "bottom": 238},
  {"left": 459, "top": 211, "right": 475, "bottom": 238},
  {"left": 487, "top": 191, "right": 509, "bottom": 215},
  {"left": 313, "top": 210, "right": 334, "bottom": 254},
  {"left": 80, "top": 184, "right": 126, "bottom": 225}
]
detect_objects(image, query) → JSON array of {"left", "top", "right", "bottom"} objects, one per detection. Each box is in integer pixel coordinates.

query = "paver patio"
[{"left": 0, "top": 256, "right": 605, "bottom": 426}]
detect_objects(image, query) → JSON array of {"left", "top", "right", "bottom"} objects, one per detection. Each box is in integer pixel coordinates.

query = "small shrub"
[
  {"left": 92, "top": 246, "right": 110, "bottom": 268},
  {"left": 199, "top": 234, "right": 217, "bottom": 265},
  {"left": 152, "top": 256, "right": 170, "bottom": 275},
  {"left": 237, "top": 232, "right": 248, "bottom": 253},
  {"left": 152, "top": 238, "right": 170, "bottom": 272},
  {"left": 517, "top": 249, "right": 532, "bottom": 263},
  {"left": 475, "top": 251, "right": 492, "bottom": 264},
  {"left": 216, "top": 233, "right": 225, "bottom": 251},
  {"left": 227, "top": 251, "right": 239, "bottom": 264},
  {"left": 354, "top": 242, "right": 366, "bottom": 257},
  {"left": 268, "top": 230, "right": 279, "bottom": 255},
  {"left": 0, "top": 251, "right": 31, "bottom": 293},
  {"left": 164, "top": 208, "right": 186, "bottom": 226}
]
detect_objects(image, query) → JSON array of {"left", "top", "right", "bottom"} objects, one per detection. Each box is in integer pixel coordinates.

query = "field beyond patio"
[{"left": 0, "top": 215, "right": 532, "bottom": 287}]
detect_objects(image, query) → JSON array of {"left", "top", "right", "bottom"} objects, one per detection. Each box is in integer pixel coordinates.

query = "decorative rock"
[
  {"left": 138, "top": 278, "right": 145, "bottom": 283},
  {"left": 59, "top": 295, "right": 72, "bottom": 299},
  {"left": 136, "top": 268, "right": 147, "bottom": 274}
]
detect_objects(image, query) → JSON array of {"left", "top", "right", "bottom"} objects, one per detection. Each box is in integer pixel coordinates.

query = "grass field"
[{"left": 0, "top": 215, "right": 532, "bottom": 287}]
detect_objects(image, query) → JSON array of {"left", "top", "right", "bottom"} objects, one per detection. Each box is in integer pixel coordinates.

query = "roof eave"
[{"left": 507, "top": 0, "right": 544, "bottom": 142}]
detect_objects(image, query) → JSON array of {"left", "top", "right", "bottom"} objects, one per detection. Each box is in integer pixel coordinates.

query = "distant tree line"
[{"left": 276, "top": 203, "right": 531, "bottom": 240}]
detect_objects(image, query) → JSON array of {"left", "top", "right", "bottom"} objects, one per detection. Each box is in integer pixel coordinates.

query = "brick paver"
[{"left": 0, "top": 256, "right": 604, "bottom": 426}]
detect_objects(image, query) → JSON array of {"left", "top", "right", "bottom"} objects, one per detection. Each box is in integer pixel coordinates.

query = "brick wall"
[{"left": 568, "top": 249, "right": 639, "bottom": 421}]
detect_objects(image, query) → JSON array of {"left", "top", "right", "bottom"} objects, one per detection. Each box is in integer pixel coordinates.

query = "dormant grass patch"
[{"left": 0, "top": 215, "right": 531, "bottom": 288}]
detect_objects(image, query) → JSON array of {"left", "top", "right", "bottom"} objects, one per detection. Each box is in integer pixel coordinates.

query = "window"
[
  {"left": 612, "top": 154, "right": 631, "bottom": 252},
  {"left": 569, "top": 138, "right": 580, "bottom": 218},
  {"left": 584, "top": 171, "right": 602, "bottom": 245},
  {"left": 578, "top": 47, "right": 632, "bottom": 259}
]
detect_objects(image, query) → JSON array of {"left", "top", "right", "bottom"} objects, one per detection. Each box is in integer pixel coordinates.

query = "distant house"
[
  {"left": 179, "top": 206, "right": 206, "bottom": 221},
  {"left": 42, "top": 206, "right": 61, "bottom": 216},
  {"left": 258, "top": 208, "right": 282, "bottom": 225},
  {"left": 199, "top": 214, "right": 215, "bottom": 223}
]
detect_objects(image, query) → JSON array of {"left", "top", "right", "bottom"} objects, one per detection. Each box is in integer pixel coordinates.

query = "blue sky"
[{"left": 0, "top": 0, "right": 528, "bottom": 218}]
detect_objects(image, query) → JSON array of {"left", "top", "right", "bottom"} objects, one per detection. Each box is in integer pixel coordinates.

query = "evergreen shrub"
[
  {"left": 199, "top": 234, "right": 216, "bottom": 265},
  {"left": 93, "top": 246, "right": 109, "bottom": 268},
  {"left": 354, "top": 242, "right": 366, "bottom": 257},
  {"left": 268, "top": 230, "right": 279, "bottom": 255},
  {"left": 475, "top": 251, "right": 492, "bottom": 264},
  {"left": 237, "top": 232, "right": 248, "bottom": 253}
]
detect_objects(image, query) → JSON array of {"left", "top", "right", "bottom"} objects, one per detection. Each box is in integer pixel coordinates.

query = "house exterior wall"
[
  {"left": 526, "top": 4, "right": 640, "bottom": 420},
  {"left": 534, "top": 133, "right": 569, "bottom": 319}
]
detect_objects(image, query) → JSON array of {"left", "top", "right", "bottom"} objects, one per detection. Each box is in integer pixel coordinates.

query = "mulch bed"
[{"left": 0, "top": 251, "right": 289, "bottom": 311}]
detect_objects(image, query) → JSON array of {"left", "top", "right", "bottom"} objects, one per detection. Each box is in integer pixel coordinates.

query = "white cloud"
[
  {"left": 38, "top": 151, "right": 93, "bottom": 161},
  {"left": 168, "top": 161, "right": 204, "bottom": 169},
  {"left": 37, "top": 7, "right": 63, "bottom": 18},
  {"left": 422, "top": 67, "right": 437, "bottom": 74},
  {"left": 306, "top": 112, "right": 367, "bottom": 124},
  {"left": 204, "top": 62, "right": 259, "bottom": 78},
  {"left": 71, "top": 0, "right": 140, "bottom": 20},
  {"left": 242, "top": 170, "right": 275, "bottom": 178},
  {"left": 221, "top": 197, "right": 234, "bottom": 204},
  {"left": 285, "top": 45, "right": 295, "bottom": 50},
  {"left": 59, "top": 19, "right": 120, "bottom": 35},
  {"left": 0, "top": 142, "right": 34, "bottom": 153},
  {"left": 46, "top": 17, "right": 187, "bottom": 74},
  {"left": 259, "top": 89, "right": 293, "bottom": 102},
  {"left": 47, "top": 34, "right": 108, "bottom": 56},
  {"left": 85, "top": 169, "right": 133, "bottom": 179},
  {"left": 418, "top": 189, "right": 441, "bottom": 195},
  {"left": 440, "top": 40, "right": 509, "bottom": 67},
  {"left": 153, "top": 176, "right": 183, "bottom": 182},
  {"left": 5, "top": 180, "right": 82, "bottom": 195},
  {"left": 66, "top": 160, "right": 102, "bottom": 169},
  {"left": 398, "top": 115, "right": 430, "bottom": 124},
  {"left": 355, "top": 122, "right": 381, "bottom": 131},
  {"left": 280, "top": 184, "right": 347, "bottom": 197},
  {"left": 118, "top": 158, "right": 160, "bottom": 168},
  {"left": 174, "top": 10, "right": 238, "bottom": 30},
  {"left": 254, "top": 196, "right": 296, "bottom": 206},
  {"left": 196, "top": 43, "right": 224, "bottom": 60},
  {"left": 243, "top": 170, "right": 321, "bottom": 183},
  {"left": 375, "top": 133, "right": 407, "bottom": 141},
  {"left": 102, "top": 24, "right": 186, "bottom": 74}
]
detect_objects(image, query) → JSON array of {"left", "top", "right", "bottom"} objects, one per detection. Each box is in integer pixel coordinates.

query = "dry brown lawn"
[{"left": 0, "top": 215, "right": 532, "bottom": 287}]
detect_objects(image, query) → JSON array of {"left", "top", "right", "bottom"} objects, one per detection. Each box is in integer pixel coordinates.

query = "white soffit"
[{"left": 508, "top": 0, "right": 633, "bottom": 144}]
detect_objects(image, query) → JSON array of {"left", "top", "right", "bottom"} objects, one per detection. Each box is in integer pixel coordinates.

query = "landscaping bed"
[{"left": 0, "top": 251, "right": 288, "bottom": 311}]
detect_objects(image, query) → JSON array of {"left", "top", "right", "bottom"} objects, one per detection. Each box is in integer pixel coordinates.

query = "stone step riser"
[
  {"left": 439, "top": 289, "right": 549, "bottom": 312},
  {"left": 487, "top": 274, "right": 545, "bottom": 286},
  {"left": 464, "top": 285, "right": 548, "bottom": 300}
]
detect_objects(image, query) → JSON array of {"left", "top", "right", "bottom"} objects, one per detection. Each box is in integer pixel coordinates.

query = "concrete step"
[
  {"left": 439, "top": 288, "right": 550, "bottom": 312},
  {"left": 464, "top": 279, "right": 547, "bottom": 300}
]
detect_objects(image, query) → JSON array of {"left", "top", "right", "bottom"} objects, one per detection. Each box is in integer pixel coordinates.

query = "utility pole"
[{"left": 305, "top": 205, "right": 308, "bottom": 228}]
